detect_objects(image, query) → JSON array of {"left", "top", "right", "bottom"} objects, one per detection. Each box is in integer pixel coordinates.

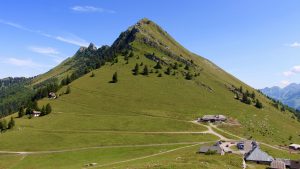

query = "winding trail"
[
  {"left": 83, "top": 143, "right": 201, "bottom": 169},
  {"left": 0, "top": 141, "right": 214, "bottom": 155},
  {"left": 0, "top": 120, "right": 294, "bottom": 169},
  {"left": 190, "top": 121, "right": 228, "bottom": 141}
]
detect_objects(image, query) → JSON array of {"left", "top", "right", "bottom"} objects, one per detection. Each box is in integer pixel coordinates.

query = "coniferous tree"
[
  {"left": 239, "top": 86, "right": 243, "bottom": 93},
  {"left": 112, "top": 72, "right": 118, "bottom": 83},
  {"left": 7, "top": 117, "right": 15, "bottom": 129},
  {"left": 184, "top": 65, "right": 189, "bottom": 70},
  {"left": 45, "top": 103, "right": 52, "bottom": 114},
  {"left": 65, "top": 86, "right": 71, "bottom": 94},
  {"left": 18, "top": 106, "right": 25, "bottom": 118},
  {"left": 90, "top": 72, "right": 95, "bottom": 77},
  {"left": 173, "top": 62, "right": 178, "bottom": 69},
  {"left": 0, "top": 119, "right": 7, "bottom": 132},
  {"left": 242, "top": 95, "right": 251, "bottom": 104},
  {"left": 41, "top": 105, "right": 46, "bottom": 116},
  {"left": 66, "top": 75, "right": 71, "bottom": 85},
  {"left": 25, "top": 107, "right": 32, "bottom": 115},
  {"left": 154, "top": 62, "right": 162, "bottom": 69},
  {"left": 245, "top": 90, "right": 250, "bottom": 97},
  {"left": 251, "top": 91, "right": 256, "bottom": 99},
  {"left": 255, "top": 99, "right": 263, "bottom": 109},
  {"left": 143, "top": 65, "right": 149, "bottom": 75},
  {"left": 133, "top": 63, "right": 139, "bottom": 75},
  {"left": 185, "top": 72, "right": 193, "bottom": 80},
  {"left": 165, "top": 67, "right": 171, "bottom": 75},
  {"left": 129, "top": 51, "right": 134, "bottom": 58}
]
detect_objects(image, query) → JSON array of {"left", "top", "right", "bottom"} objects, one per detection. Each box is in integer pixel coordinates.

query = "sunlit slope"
[{"left": 0, "top": 18, "right": 299, "bottom": 169}]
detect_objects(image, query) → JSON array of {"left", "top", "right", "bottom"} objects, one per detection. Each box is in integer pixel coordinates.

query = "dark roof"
[
  {"left": 290, "top": 160, "right": 300, "bottom": 169},
  {"left": 245, "top": 147, "right": 273, "bottom": 162},
  {"left": 199, "top": 145, "right": 223, "bottom": 154},
  {"left": 201, "top": 115, "right": 226, "bottom": 121}
]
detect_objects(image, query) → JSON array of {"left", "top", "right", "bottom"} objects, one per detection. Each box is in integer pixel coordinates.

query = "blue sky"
[{"left": 1, "top": 0, "right": 300, "bottom": 89}]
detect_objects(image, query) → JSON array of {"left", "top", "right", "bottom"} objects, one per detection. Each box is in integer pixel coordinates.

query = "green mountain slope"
[{"left": 0, "top": 18, "right": 299, "bottom": 169}]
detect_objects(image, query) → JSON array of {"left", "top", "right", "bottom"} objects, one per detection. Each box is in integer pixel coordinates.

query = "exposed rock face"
[
  {"left": 88, "top": 43, "right": 97, "bottom": 51},
  {"left": 79, "top": 47, "right": 87, "bottom": 52}
]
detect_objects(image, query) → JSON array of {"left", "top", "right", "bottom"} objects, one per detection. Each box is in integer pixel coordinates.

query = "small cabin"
[
  {"left": 289, "top": 144, "right": 300, "bottom": 150},
  {"left": 198, "top": 115, "right": 226, "bottom": 122},
  {"left": 32, "top": 111, "right": 41, "bottom": 117},
  {"left": 48, "top": 92, "right": 57, "bottom": 99},
  {"left": 198, "top": 144, "right": 225, "bottom": 155}
]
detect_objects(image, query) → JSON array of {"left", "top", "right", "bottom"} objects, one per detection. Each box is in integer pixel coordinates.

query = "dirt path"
[
  {"left": 191, "top": 121, "right": 229, "bottom": 141},
  {"left": 207, "top": 122, "right": 291, "bottom": 152},
  {"left": 83, "top": 143, "right": 201, "bottom": 169},
  {"left": 0, "top": 141, "right": 215, "bottom": 155},
  {"left": 28, "top": 128, "right": 211, "bottom": 134}
]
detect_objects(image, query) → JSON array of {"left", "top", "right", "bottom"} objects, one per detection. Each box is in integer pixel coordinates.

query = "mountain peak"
[
  {"left": 136, "top": 18, "right": 152, "bottom": 25},
  {"left": 88, "top": 43, "right": 97, "bottom": 51}
]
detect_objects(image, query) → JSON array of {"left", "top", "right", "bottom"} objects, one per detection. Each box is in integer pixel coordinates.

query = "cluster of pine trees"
[
  {"left": 130, "top": 53, "right": 197, "bottom": 80},
  {"left": 234, "top": 86, "right": 263, "bottom": 109}
]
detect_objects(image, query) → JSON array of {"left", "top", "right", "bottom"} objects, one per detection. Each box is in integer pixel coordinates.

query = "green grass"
[
  {"left": 99, "top": 144, "right": 244, "bottom": 169},
  {"left": 1, "top": 19, "right": 300, "bottom": 168},
  {"left": 8, "top": 145, "right": 186, "bottom": 169},
  {"left": 260, "top": 144, "right": 300, "bottom": 160}
]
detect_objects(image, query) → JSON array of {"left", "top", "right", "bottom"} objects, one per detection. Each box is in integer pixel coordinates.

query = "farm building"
[
  {"left": 289, "top": 160, "right": 300, "bottom": 169},
  {"left": 289, "top": 144, "right": 300, "bottom": 150},
  {"left": 270, "top": 159, "right": 286, "bottom": 169},
  {"left": 198, "top": 115, "right": 226, "bottom": 122},
  {"left": 272, "top": 159, "right": 300, "bottom": 169},
  {"left": 244, "top": 146, "right": 274, "bottom": 164},
  {"left": 32, "top": 111, "right": 41, "bottom": 117},
  {"left": 48, "top": 92, "right": 57, "bottom": 99},
  {"left": 198, "top": 144, "right": 225, "bottom": 155}
]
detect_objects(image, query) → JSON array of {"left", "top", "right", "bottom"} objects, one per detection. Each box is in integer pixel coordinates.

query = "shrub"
[
  {"left": 65, "top": 86, "right": 71, "bottom": 94},
  {"left": 112, "top": 72, "right": 118, "bottom": 83},
  {"left": 143, "top": 65, "right": 149, "bottom": 75}
]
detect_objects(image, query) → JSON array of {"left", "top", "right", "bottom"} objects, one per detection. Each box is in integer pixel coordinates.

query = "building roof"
[
  {"left": 201, "top": 115, "right": 226, "bottom": 120},
  {"left": 32, "top": 111, "right": 41, "bottom": 114},
  {"left": 244, "top": 140, "right": 256, "bottom": 153},
  {"left": 199, "top": 145, "right": 223, "bottom": 154},
  {"left": 245, "top": 147, "right": 274, "bottom": 162},
  {"left": 270, "top": 159, "right": 286, "bottom": 169},
  {"left": 290, "top": 160, "right": 300, "bottom": 169},
  {"left": 289, "top": 144, "right": 300, "bottom": 149}
]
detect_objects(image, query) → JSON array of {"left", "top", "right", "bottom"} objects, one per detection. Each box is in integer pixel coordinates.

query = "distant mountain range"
[{"left": 260, "top": 83, "right": 300, "bottom": 110}]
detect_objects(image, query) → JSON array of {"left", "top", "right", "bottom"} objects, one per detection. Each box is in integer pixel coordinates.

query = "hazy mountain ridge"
[{"left": 261, "top": 83, "right": 300, "bottom": 110}]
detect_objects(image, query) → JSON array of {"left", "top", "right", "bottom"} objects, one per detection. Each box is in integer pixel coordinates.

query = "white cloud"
[
  {"left": 287, "top": 42, "right": 300, "bottom": 48},
  {"left": 280, "top": 80, "right": 291, "bottom": 88},
  {"left": 55, "top": 35, "right": 89, "bottom": 47},
  {"left": 291, "top": 65, "right": 300, "bottom": 72},
  {"left": 283, "top": 71, "right": 294, "bottom": 77},
  {"left": 71, "top": 5, "right": 115, "bottom": 13},
  {"left": 29, "top": 46, "right": 59, "bottom": 55},
  {"left": 0, "top": 19, "right": 89, "bottom": 47},
  {"left": 4, "top": 58, "right": 42, "bottom": 67},
  {"left": 283, "top": 65, "right": 300, "bottom": 77}
]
